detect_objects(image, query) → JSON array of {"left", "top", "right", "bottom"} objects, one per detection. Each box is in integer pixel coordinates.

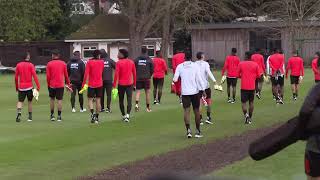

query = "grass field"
[{"left": 0, "top": 70, "right": 315, "bottom": 180}]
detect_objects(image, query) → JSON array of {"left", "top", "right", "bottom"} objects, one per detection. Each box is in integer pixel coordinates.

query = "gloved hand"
[
  {"left": 32, "top": 89, "right": 39, "bottom": 101},
  {"left": 112, "top": 88, "right": 118, "bottom": 100},
  {"left": 220, "top": 75, "right": 227, "bottom": 84},
  {"left": 79, "top": 84, "right": 88, "bottom": 94}
]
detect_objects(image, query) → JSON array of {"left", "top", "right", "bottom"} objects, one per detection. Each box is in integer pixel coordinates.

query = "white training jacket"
[
  {"left": 173, "top": 61, "right": 206, "bottom": 96},
  {"left": 195, "top": 60, "right": 217, "bottom": 89}
]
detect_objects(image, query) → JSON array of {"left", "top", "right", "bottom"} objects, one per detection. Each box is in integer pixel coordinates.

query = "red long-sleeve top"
[
  {"left": 46, "top": 59, "right": 70, "bottom": 88},
  {"left": 153, "top": 57, "right": 168, "bottom": 79},
  {"left": 251, "top": 53, "right": 265, "bottom": 75},
  {"left": 113, "top": 58, "right": 136, "bottom": 87},
  {"left": 82, "top": 59, "right": 104, "bottom": 88},
  {"left": 222, "top": 55, "right": 240, "bottom": 77},
  {"left": 237, "top": 61, "right": 260, "bottom": 90},
  {"left": 15, "top": 61, "right": 40, "bottom": 91},
  {"left": 172, "top": 53, "right": 185, "bottom": 74},
  {"left": 269, "top": 53, "right": 285, "bottom": 76},
  {"left": 312, "top": 58, "right": 320, "bottom": 80},
  {"left": 286, "top": 56, "right": 304, "bottom": 77}
]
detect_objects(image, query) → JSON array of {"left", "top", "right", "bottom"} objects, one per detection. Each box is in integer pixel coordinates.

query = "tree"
[
  {"left": 0, "top": 0, "right": 62, "bottom": 41},
  {"left": 114, "top": 0, "right": 170, "bottom": 58},
  {"left": 159, "top": 0, "right": 232, "bottom": 60}
]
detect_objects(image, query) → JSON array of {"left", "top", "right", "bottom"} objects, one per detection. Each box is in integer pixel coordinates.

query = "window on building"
[
  {"left": 142, "top": 45, "right": 155, "bottom": 57},
  {"left": 83, "top": 46, "right": 97, "bottom": 58},
  {"left": 38, "top": 48, "right": 57, "bottom": 57}
]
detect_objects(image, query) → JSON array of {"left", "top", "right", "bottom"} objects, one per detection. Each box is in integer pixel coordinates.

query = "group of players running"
[{"left": 13, "top": 45, "right": 320, "bottom": 138}]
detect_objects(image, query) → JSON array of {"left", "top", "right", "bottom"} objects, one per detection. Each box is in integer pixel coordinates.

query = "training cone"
[
  {"left": 112, "top": 88, "right": 118, "bottom": 100},
  {"left": 79, "top": 84, "right": 88, "bottom": 94}
]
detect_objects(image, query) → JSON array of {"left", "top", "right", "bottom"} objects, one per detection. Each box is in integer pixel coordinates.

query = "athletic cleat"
[
  {"left": 195, "top": 132, "right": 203, "bottom": 138},
  {"left": 227, "top": 98, "right": 232, "bottom": 103},
  {"left": 80, "top": 108, "right": 87, "bottom": 113},
  {"left": 205, "top": 117, "right": 213, "bottom": 125},
  {"left": 244, "top": 114, "right": 250, "bottom": 124},
  {"left": 135, "top": 104, "right": 140, "bottom": 112},
  {"left": 146, "top": 108, "right": 152, "bottom": 112},
  {"left": 187, "top": 132, "right": 192, "bottom": 139},
  {"left": 105, "top": 108, "right": 111, "bottom": 113},
  {"left": 278, "top": 97, "right": 284, "bottom": 104},
  {"left": 273, "top": 96, "right": 276, "bottom": 101},
  {"left": 100, "top": 109, "right": 105, "bottom": 113},
  {"left": 50, "top": 115, "right": 55, "bottom": 121},
  {"left": 200, "top": 121, "right": 204, "bottom": 126},
  {"left": 57, "top": 116, "right": 62, "bottom": 122},
  {"left": 187, "top": 129, "right": 192, "bottom": 139},
  {"left": 27, "top": 119, "right": 33, "bottom": 122},
  {"left": 91, "top": 114, "right": 96, "bottom": 123},
  {"left": 123, "top": 114, "right": 130, "bottom": 123},
  {"left": 16, "top": 115, "right": 21, "bottom": 123},
  {"left": 248, "top": 118, "right": 252, "bottom": 125},
  {"left": 72, "top": 108, "right": 76, "bottom": 113},
  {"left": 231, "top": 99, "right": 236, "bottom": 104},
  {"left": 154, "top": 100, "right": 158, "bottom": 105},
  {"left": 256, "top": 93, "right": 261, "bottom": 99}
]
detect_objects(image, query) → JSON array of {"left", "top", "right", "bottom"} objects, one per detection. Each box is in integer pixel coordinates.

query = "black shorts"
[
  {"left": 153, "top": 78, "right": 164, "bottom": 88},
  {"left": 305, "top": 151, "right": 320, "bottom": 177},
  {"left": 290, "top": 76, "right": 300, "bottom": 85},
  {"left": 71, "top": 81, "right": 82, "bottom": 92},
  {"left": 256, "top": 75, "right": 264, "bottom": 83},
  {"left": 205, "top": 88, "right": 212, "bottom": 99},
  {"left": 241, "top": 90, "right": 255, "bottom": 103},
  {"left": 271, "top": 76, "right": 284, "bottom": 86},
  {"left": 227, "top": 77, "right": 237, "bottom": 87},
  {"left": 182, "top": 94, "right": 201, "bottom": 109},
  {"left": 136, "top": 79, "right": 151, "bottom": 90},
  {"left": 48, "top": 88, "right": 64, "bottom": 100},
  {"left": 316, "top": 80, "right": 320, "bottom": 83},
  {"left": 18, "top": 90, "right": 33, "bottom": 102},
  {"left": 88, "top": 87, "right": 103, "bottom": 98}
]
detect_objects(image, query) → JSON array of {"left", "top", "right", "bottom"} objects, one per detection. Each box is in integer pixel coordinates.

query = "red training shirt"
[
  {"left": 286, "top": 56, "right": 304, "bottom": 77},
  {"left": 222, "top": 55, "right": 240, "bottom": 78},
  {"left": 46, "top": 59, "right": 70, "bottom": 88},
  {"left": 153, "top": 57, "right": 168, "bottom": 79},
  {"left": 312, "top": 58, "right": 320, "bottom": 80},
  {"left": 237, "top": 60, "right": 260, "bottom": 90},
  {"left": 269, "top": 53, "right": 285, "bottom": 76},
  {"left": 82, "top": 59, "right": 104, "bottom": 88},
  {"left": 172, "top": 53, "right": 185, "bottom": 74},
  {"left": 251, "top": 53, "right": 265, "bottom": 75},
  {"left": 15, "top": 60, "right": 40, "bottom": 91},
  {"left": 113, "top": 58, "right": 136, "bottom": 87}
]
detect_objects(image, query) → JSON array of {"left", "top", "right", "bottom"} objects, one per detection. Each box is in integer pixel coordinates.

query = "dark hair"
[
  {"left": 23, "top": 52, "right": 31, "bottom": 60},
  {"left": 51, "top": 49, "right": 60, "bottom": 56},
  {"left": 293, "top": 50, "right": 299, "bottom": 56},
  {"left": 185, "top": 51, "right": 192, "bottom": 61},
  {"left": 245, "top": 51, "right": 252, "bottom": 60},
  {"left": 100, "top": 49, "right": 109, "bottom": 59},
  {"left": 196, "top": 52, "right": 204, "bottom": 60},
  {"left": 73, "top": 51, "right": 80, "bottom": 57},
  {"left": 119, "top": 49, "right": 129, "bottom": 58},
  {"left": 156, "top": 50, "right": 161, "bottom": 57},
  {"left": 231, "top": 48, "right": 237, "bottom": 54},
  {"left": 273, "top": 48, "right": 279, "bottom": 53},
  {"left": 255, "top": 48, "right": 261, "bottom": 53},
  {"left": 141, "top": 46, "right": 148, "bottom": 54},
  {"left": 316, "top": 52, "right": 320, "bottom": 68},
  {"left": 92, "top": 50, "right": 101, "bottom": 59}
]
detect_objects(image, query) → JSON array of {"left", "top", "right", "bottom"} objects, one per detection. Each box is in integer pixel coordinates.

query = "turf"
[{"left": 0, "top": 70, "right": 314, "bottom": 180}]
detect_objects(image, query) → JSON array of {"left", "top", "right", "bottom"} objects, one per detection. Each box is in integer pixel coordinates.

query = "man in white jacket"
[
  {"left": 195, "top": 52, "right": 217, "bottom": 125},
  {"left": 173, "top": 53, "right": 206, "bottom": 139}
]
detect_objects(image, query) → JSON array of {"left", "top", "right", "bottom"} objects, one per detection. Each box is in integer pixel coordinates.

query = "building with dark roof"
[
  {"left": 66, "top": 14, "right": 172, "bottom": 60},
  {"left": 190, "top": 21, "right": 320, "bottom": 65}
]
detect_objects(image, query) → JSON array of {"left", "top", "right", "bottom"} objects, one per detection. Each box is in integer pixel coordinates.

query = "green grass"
[
  {"left": 0, "top": 70, "right": 314, "bottom": 180},
  {"left": 213, "top": 143, "right": 305, "bottom": 180}
]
